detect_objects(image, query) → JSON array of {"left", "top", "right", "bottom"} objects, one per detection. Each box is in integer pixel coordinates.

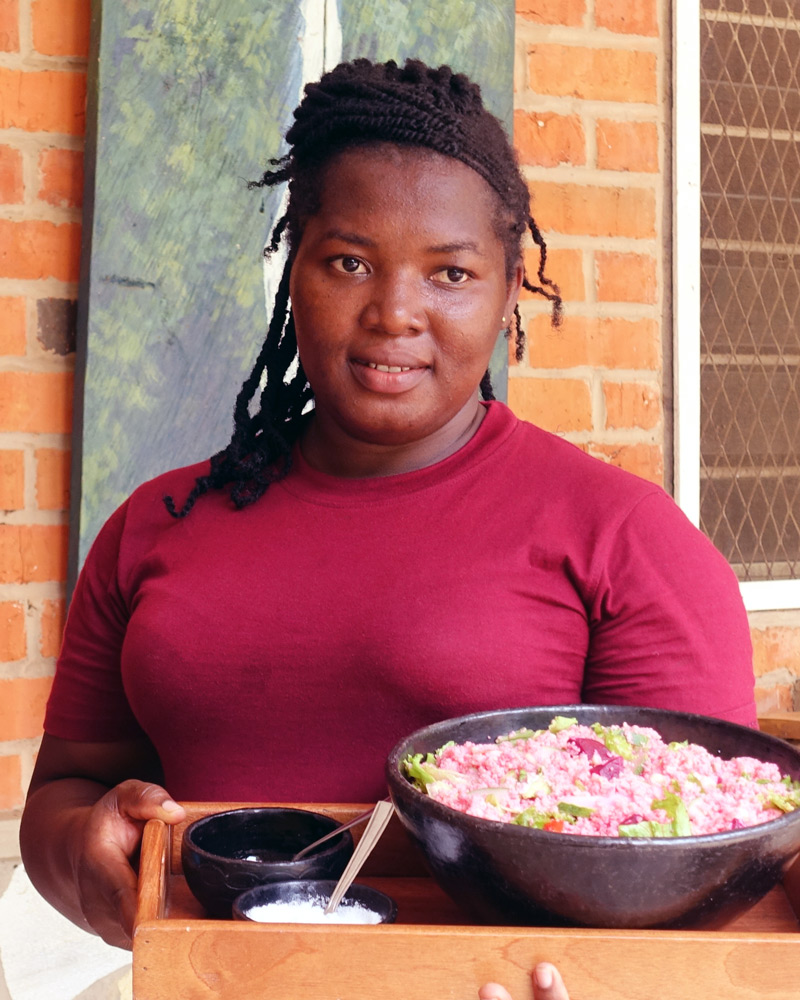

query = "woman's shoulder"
[
  {"left": 125, "top": 458, "right": 214, "bottom": 509},
  {"left": 90, "top": 459, "right": 216, "bottom": 558},
  {"left": 496, "top": 403, "right": 664, "bottom": 507}
]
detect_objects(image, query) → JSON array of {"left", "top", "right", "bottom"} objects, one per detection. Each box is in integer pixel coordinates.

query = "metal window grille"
[{"left": 700, "top": 0, "right": 800, "bottom": 581}]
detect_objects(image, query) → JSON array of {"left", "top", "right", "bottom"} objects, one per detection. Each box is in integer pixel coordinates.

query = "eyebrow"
[
  {"left": 427, "top": 240, "right": 485, "bottom": 256},
  {"left": 320, "top": 229, "right": 376, "bottom": 247},
  {"left": 319, "top": 231, "right": 486, "bottom": 257}
]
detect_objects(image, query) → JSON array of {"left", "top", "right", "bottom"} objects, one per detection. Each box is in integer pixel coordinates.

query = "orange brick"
[
  {"left": 528, "top": 45, "right": 657, "bottom": 104},
  {"left": 521, "top": 247, "right": 585, "bottom": 303},
  {"left": 40, "top": 598, "right": 66, "bottom": 658},
  {"left": 36, "top": 447, "right": 70, "bottom": 510},
  {"left": 0, "top": 372, "right": 73, "bottom": 434},
  {"left": 0, "top": 220, "right": 81, "bottom": 281},
  {"left": 0, "top": 754, "right": 23, "bottom": 811},
  {"left": 587, "top": 442, "right": 663, "bottom": 485},
  {"left": 0, "top": 144, "right": 23, "bottom": 203},
  {"left": 0, "top": 68, "right": 87, "bottom": 134},
  {"left": 517, "top": 0, "right": 585, "bottom": 25},
  {"left": 514, "top": 110, "right": 585, "bottom": 167},
  {"left": 0, "top": 676, "right": 52, "bottom": 740},
  {"left": 754, "top": 682, "right": 797, "bottom": 714},
  {"left": 751, "top": 627, "right": 800, "bottom": 679},
  {"left": 32, "top": 0, "right": 91, "bottom": 57},
  {"left": 0, "top": 601, "right": 26, "bottom": 660},
  {"left": 509, "top": 376, "right": 592, "bottom": 432},
  {"left": 528, "top": 314, "right": 660, "bottom": 369},
  {"left": 595, "top": 0, "right": 658, "bottom": 37},
  {"left": 596, "top": 119, "right": 659, "bottom": 173},
  {"left": 596, "top": 251, "right": 657, "bottom": 303},
  {"left": 0, "top": 0, "right": 19, "bottom": 52},
  {"left": 38, "top": 147, "right": 84, "bottom": 208},
  {"left": 603, "top": 380, "right": 660, "bottom": 430},
  {"left": 0, "top": 524, "right": 68, "bottom": 583},
  {"left": 531, "top": 181, "right": 656, "bottom": 239},
  {"left": 0, "top": 450, "right": 25, "bottom": 510},
  {"left": 0, "top": 297, "right": 26, "bottom": 354}
]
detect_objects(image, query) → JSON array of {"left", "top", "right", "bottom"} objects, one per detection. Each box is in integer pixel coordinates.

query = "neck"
[{"left": 299, "top": 401, "right": 487, "bottom": 478}]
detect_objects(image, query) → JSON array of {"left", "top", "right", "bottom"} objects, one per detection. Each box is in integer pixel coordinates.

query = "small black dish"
[
  {"left": 233, "top": 879, "right": 398, "bottom": 924},
  {"left": 386, "top": 705, "right": 800, "bottom": 930},
  {"left": 182, "top": 807, "right": 354, "bottom": 917}
]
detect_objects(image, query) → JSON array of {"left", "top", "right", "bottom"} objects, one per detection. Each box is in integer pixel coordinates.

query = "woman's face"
[{"left": 289, "top": 144, "right": 522, "bottom": 475}]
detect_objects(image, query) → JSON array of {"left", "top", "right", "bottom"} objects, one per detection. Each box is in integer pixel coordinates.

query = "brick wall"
[
  {"left": 510, "top": 0, "right": 663, "bottom": 486},
  {"left": 0, "top": 0, "right": 798, "bottom": 820},
  {"left": 0, "top": 0, "right": 84, "bottom": 816}
]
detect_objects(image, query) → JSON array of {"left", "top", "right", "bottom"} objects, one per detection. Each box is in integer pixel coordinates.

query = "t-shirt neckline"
[{"left": 278, "top": 400, "right": 517, "bottom": 505}]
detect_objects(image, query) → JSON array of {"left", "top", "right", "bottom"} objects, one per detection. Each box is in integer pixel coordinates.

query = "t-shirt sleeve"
[
  {"left": 44, "top": 500, "right": 147, "bottom": 741},
  {"left": 581, "top": 490, "right": 758, "bottom": 728}
]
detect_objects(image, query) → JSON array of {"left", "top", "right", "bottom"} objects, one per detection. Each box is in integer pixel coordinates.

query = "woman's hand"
[
  {"left": 479, "top": 962, "right": 570, "bottom": 1000},
  {"left": 72, "top": 779, "right": 186, "bottom": 947},
  {"left": 20, "top": 734, "right": 185, "bottom": 950}
]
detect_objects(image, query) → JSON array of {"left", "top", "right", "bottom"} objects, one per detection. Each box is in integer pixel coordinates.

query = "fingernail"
[
  {"left": 535, "top": 964, "right": 553, "bottom": 990},
  {"left": 161, "top": 798, "right": 182, "bottom": 813}
]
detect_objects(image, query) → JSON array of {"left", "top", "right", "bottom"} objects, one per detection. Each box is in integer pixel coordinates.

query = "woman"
[{"left": 20, "top": 59, "right": 756, "bottom": 999}]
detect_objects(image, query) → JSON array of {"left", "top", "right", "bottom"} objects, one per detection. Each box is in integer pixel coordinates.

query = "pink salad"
[{"left": 403, "top": 716, "right": 800, "bottom": 837}]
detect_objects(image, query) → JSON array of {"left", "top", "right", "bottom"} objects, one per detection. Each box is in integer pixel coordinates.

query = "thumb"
[
  {"left": 112, "top": 780, "right": 186, "bottom": 825},
  {"left": 478, "top": 985, "right": 513, "bottom": 1000},
  {"left": 533, "top": 963, "right": 570, "bottom": 1000}
]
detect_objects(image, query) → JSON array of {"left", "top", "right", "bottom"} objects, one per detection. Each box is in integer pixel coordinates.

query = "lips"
[{"left": 350, "top": 357, "right": 430, "bottom": 394}]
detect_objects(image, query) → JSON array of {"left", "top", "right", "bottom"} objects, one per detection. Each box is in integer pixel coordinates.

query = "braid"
[{"left": 166, "top": 58, "right": 561, "bottom": 515}]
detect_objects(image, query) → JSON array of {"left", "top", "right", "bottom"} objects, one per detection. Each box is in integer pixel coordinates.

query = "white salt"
[{"left": 245, "top": 898, "right": 383, "bottom": 924}]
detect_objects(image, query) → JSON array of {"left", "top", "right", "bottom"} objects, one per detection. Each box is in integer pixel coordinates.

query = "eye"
[
  {"left": 331, "top": 256, "right": 368, "bottom": 274},
  {"left": 435, "top": 266, "right": 470, "bottom": 285}
]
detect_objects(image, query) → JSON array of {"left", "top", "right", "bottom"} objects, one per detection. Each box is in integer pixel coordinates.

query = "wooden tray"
[{"left": 133, "top": 802, "right": 800, "bottom": 999}]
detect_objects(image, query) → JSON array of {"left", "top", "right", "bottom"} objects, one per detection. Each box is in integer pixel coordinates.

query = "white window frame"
[{"left": 672, "top": 1, "right": 800, "bottom": 612}]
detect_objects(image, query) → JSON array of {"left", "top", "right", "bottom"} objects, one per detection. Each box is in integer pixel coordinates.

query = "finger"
[
  {"left": 114, "top": 780, "right": 186, "bottom": 824},
  {"left": 76, "top": 848, "right": 139, "bottom": 949},
  {"left": 478, "top": 984, "right": 513, "bottom": 1000},
  {"left": 533, "top": 963, "right": 570, "bottom": 1000}
]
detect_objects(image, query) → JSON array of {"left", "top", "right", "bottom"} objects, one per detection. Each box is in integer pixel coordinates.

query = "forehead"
[{"left": 310, "top": 144, "right": 502, "bottom": 242}]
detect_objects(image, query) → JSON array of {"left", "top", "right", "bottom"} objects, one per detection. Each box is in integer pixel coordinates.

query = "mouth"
[
  {"left": 354, "top": 359, "right": 429, "bottom": 373},
  {"left": 350, "top": 358, "right": 430, "bottom": 394},
  {"left": 363, "top": 362, "right": 416, "bottom": 373}
]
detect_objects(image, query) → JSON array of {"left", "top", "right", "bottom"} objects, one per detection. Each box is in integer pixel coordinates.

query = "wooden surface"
[
  {"left": 133, "top": 803, "right": 800, "bottom": 1000},
  {"left": 758, "top": 712, "right": 800, "bottom": 742},
  {"left": 72, "top": 0, "right": 515, "bottom": 587}
]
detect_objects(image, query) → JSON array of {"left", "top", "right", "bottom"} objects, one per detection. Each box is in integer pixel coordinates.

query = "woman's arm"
[{"left": 20, "top": 733, "right": 186, "bottom": 949}]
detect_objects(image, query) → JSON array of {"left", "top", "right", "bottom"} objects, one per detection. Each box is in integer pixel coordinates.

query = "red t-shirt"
[{"left": 46, "top": 402, "right": 756, "bottom": 802}]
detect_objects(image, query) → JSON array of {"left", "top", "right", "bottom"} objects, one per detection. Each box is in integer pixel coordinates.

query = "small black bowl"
[
  {"left": 386, "top": 705, "right": 800, "bottom": 929},
  {"left": 182, "top": 807, "right": 354, "bottom": 917},
  {"left": 233, "top": 879, "right": 398, "bottom": 924}
]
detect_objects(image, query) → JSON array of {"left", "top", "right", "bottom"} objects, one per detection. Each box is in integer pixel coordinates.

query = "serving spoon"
[
  {"left": 324, "top": 799, "right": 395, "bottom": 914},
  {"left": 291, "top": 797, "right": 391, "bottom": 861}
]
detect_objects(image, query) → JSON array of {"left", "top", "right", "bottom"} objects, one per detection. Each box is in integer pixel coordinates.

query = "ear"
[{"left": 504, "top": 259, "right": 524, "bottom": 322}]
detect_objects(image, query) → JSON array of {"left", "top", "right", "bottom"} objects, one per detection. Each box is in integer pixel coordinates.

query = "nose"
[{"left": 359, "top": 271, "right": 425, "bottom": 335}]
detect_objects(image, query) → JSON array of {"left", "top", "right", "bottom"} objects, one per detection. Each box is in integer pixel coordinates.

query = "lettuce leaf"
[
  {"left": 652, "top": 791, "right": 692, "bottom": 836},
  {"left": 549, "top": 716, "right": 578, "bottom": 733},
  {"left": 558, "top": 801, "right": 595, "bottom": 818},
  {"left": 403, "top": 753, "right": 465, "bottom": 790},
  {"left": 619, "top": 819, "right": 674, "bottom": 838}
]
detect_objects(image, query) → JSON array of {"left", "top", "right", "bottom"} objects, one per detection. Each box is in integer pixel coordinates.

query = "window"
[{"left": 674, "top": 0, "right": 800, "bottom": 611}]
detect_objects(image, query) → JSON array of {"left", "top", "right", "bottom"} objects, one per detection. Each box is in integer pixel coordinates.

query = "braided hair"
[{"left": 165, "top": 58, "right": 562, "bottom": 517}]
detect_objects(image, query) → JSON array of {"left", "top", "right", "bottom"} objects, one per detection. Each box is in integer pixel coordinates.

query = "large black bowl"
[
  {"left": 182, "top": 807, "right": 354, "bottom": 917},
  {"left": 386, "top": 705, "right": 800, "bottom": 929}
]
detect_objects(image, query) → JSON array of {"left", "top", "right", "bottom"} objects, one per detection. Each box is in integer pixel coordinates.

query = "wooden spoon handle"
[{"left": 324, "top": 799, "right": 395, "bottom": 914}]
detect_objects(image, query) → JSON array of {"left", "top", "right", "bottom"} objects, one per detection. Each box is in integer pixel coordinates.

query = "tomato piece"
[{"left": 543, "top": 819, "right": 564, "bottom": 832}]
